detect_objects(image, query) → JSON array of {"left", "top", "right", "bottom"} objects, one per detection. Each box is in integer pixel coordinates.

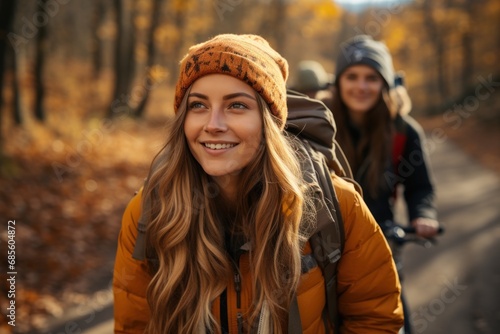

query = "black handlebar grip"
[{"left": 402, "top": 226, "right": 445, "bottom": 234}]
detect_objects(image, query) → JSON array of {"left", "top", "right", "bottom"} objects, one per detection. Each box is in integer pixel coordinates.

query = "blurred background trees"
[
  {"left": 0, "top": 0, "right": 500, "bottom": 333},
  {"left": 0, "top": 0, "right": 499, "bottom": 332},
  {"left": 1, "top": 0, "right": 498, "bottom": 132}
]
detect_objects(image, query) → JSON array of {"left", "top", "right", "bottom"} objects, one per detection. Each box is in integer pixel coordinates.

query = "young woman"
[
  {"left": 331, "top": 35, "right": 440, "bottom": 238},
  {"left": 113, "top": 34, "right": 403, "bottom": 333},
  {"left": 330, "top": 35, "right": 440, "bottom": 334}
]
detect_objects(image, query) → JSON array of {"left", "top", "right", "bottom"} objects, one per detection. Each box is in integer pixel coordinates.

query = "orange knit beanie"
[{"left": 174, "top": 34, "right": 289, "bottom": 129}]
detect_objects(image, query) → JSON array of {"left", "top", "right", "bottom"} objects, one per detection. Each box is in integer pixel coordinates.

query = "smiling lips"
[{"left": 204, "top": 143, "right": 236, "bottom": 150}]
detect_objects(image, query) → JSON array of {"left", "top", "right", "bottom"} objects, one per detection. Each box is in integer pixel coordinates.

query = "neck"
[{"left": 212, "top": 175, "right": 238, "bottom": 207}]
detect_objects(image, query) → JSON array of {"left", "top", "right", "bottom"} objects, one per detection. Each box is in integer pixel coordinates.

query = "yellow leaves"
[
  {"left": 171, "top": 0, "right": 195, "bottom": 12},
  {"left": 134, "top": 14, "right": 150, "bottom": 30},
  {"left": 155, "top": 24, "right": 181, "bottom": 50},
  {"left": 290, "top": 0, "right": 342, "bottom": 20},
  {"left": 148, "top": 65, "right": 169, "bottom": 86},
  {"left": 384, "top": 28, "right": 407, "bottom": 52},
  {"left": 290, "top": 0, "right": 342, "bottom": 38},
  {"left": 314, "top": 0, "right": 341, "bottom": 19}
]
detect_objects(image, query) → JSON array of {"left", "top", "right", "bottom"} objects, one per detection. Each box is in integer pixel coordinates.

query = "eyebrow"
[
  {"left": 188, "top": 92, "right": 256, "bottom": 101},
  {"left": 223, "top": 92, "right": 256, "bottom": 101}
]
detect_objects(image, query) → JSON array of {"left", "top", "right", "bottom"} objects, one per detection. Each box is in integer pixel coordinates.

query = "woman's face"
[
  {"left": 184, "top": 74, "right": 263, "bottom": 188},
  {"left": 338, "top": 64, "right": 384, "bottom": 118}
]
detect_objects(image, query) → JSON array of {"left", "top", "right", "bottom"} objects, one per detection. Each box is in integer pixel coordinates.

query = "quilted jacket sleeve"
[
  {"left": 113, "top": 190, "right": 152, "bottom": 333},
  {"left": 333, "top": 175, "right": 404, "bottom": 333}
]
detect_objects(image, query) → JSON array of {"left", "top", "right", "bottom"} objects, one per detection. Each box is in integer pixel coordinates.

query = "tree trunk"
[
  {"left": 256, "top": 0, "right": 287, "bottom": 53},
  {"left": 34, "top": 1, "right": 48, "bottom": 122},
  {"left": 271, "top": 0, "right": 287, "bottom": 54},
  {"left": 461, "top": 30, "right": 473, "bottom": 91},
  {"left": 10, "top": 51, "right": 23, "bottom": 126},
  {"left": 0, "top": 1, "right": 13, "bottom": 114},
  {"left": 133, "top": 0, "right": 163, "bottom": 118},
  {"left": 168, "top": 2, "right": 187, "bottom": 86},
  {"left": 461, "top": 0, "right": 475, "bottom": 91},
  {"left": 108, "top": 0, "right": 136, "bottom": 117},
  {"left": 92, "top": 0, "right": 106, "bottom": 78},
  {"left": 0, "top": 1, "right": 15, "bottom": 154},
  {"left": 422, "top": 1, "right": 449, "bottom": 104},
  {"left": 0, "top": 1, "right": 23, "bottom": 129}
]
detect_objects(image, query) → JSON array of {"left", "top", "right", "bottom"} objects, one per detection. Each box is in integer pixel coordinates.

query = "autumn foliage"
[{"left": 0, "top": 0, "right": 499, "bottom": 332}]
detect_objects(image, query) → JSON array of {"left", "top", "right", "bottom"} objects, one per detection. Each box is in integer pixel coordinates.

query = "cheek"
[
  {"left": 241, "top": 126, "right": 263, "bottom": 154},
  {"left": 339, "top": 85, "right": 352, "bottom": 104},
  {"left": 339, "top": 80, "right": 353, "bottom": 94},
  {"left": 370, "top": 83, "right": 384, "bottom": 95},
  {"left": 184, "top": 114, "right": 201, "bottom": 139},
  {"left": 236, "top": 113, "right": 263, "bottom": 151}
]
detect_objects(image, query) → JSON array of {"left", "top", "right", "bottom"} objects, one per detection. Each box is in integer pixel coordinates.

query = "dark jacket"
[{"left": 351, "top": 114, "right": 437, "bottom": 227}]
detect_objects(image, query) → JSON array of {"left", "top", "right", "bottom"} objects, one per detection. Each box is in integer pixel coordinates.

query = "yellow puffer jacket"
[{"left": 113, "top": 174, "right": 404, "bottom": 333}]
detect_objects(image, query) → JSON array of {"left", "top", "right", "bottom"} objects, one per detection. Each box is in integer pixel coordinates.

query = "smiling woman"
[
  {"left": 326, "top": 34, "right": 440, "bottom": 334},
  {"left": 112, "top": 33, "right": 404, "bottom": 334},
  {"left": 184, "top": 74, "right": 263, "bottom": 199}
]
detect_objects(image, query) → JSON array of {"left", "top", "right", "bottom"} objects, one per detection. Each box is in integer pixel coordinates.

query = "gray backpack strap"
[
  {"left": 296, "top": 138, "right": 344, "bottom": 333},
  {"left": 132, "top": 184, "right": 151, "bottom": 261},
  {"left": 317, "top": 177, "right": 344, "bottom": 334},
  {"left": 131, "top": 186, "right": 160, "bottom": 273},
  {"left": 132, "top": 215, "right": 147, "bottom": 261},
  {"left": 288, "top": 294, "right": 303, "bottom": 334}
]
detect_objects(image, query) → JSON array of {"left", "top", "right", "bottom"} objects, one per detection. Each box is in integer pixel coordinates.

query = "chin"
[{"left": 202, "top": 166, "right": 240, "bottom": 178}]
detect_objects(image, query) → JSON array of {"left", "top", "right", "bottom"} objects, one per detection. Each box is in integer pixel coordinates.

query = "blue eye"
[
  {"left": 188, "top": 101, "right": 205, "bottom": 109},
  {"left": 229, "top": 102, "right": 247, "bottom": 109}
]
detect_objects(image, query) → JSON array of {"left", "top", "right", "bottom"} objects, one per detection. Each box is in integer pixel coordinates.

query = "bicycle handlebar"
[
  {"left": 383, "top": 222, "right": 445, "bottom": 247},
  {"left": 399, "top": 226, "right": 445, "bottom": 234}
]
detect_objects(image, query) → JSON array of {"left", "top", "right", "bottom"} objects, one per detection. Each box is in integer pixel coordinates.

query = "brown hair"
[{"left": 331, "top": 85, "right": 398, "bottom": 197}]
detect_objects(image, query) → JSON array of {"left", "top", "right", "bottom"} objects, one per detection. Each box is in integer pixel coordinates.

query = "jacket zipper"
[
  {"left": 237, "top": 312, "right": 243, "bottom": 334},
  {"left": 234, "top": 272, "right": 241, "bottom": 308},
  {"left": 234, "top": 269, "right": 243, "bottom": 333}
]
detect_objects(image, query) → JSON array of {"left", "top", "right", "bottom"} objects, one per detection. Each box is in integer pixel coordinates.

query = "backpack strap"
[
  {"left": 132, "top": 189, "right": 161, "bottom": 272},
  {"left": 294, "top": 138, "right": 344, "bottom": 333},
  {"left": 132, "top": 215, "right": 147, "bottom": 261},
  {"left": 391, "top": 115, "right": 408, "bottom": 198},
  {"left": 132, "top": 183, "right": 150, "bottom": 261},
  {"left": 288, "top": 294, "right": 303, "bottom": 334}
]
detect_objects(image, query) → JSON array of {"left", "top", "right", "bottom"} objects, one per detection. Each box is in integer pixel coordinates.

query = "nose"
[
  {"left": 204, "top": 107, "right": 227, "bottom": 133},
  {"left": 357, "top": 79, "right": 369, "bottom": 90}
]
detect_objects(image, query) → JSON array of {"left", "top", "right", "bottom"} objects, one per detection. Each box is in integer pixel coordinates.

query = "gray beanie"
[{"left": 335, "top": 35, "right": 395, "bottom": 87}]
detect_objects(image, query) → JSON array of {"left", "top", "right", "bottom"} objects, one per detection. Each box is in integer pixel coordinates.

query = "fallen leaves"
[{"left": 0, "top": 116, "right": 166, "bottom": 333}]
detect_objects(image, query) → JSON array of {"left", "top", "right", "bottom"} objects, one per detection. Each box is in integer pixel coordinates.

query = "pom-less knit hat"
[
  {"left": 174, "top": 34, "right": 289, "bottom": 129},
  {"left": 335, "top": 35, "right": 395, "bottom": 87}
]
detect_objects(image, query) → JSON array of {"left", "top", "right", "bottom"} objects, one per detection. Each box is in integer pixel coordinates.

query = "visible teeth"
[{"left": 205, "top": 143, "right": 235, "bottom": 150}]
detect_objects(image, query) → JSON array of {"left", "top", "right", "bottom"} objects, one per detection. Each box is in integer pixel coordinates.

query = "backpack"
[
  {"left": 132, "top": 90, "right": 356, "bottom": 333},
  {"left": 285, "top": 90, "right": 357, "bottom": 333}
]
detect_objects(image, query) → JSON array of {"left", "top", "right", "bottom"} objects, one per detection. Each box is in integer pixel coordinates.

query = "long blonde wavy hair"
[{"left": 142, "top": 88, "right": 313, "bottom": 333}]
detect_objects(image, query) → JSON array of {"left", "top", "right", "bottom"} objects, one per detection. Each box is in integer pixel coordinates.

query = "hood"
[{"left": 285, "top": 90, "right": 347, "bottom": 177}]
